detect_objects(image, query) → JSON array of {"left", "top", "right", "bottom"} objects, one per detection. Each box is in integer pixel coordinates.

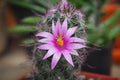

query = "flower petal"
[
  {"left": 51, "top": 52, "right": 61, "bottom": 69},
  {"left": 74, "top": 10, "right": 84, "bottom": 20},
  {"left": 43, "top": 50, "right": 55, "bottom": 60},
  {"left": 62, "top": 18, "right": 67, "bottom": 34},
  {"left": 62, "top": 0, "right": 67, "bottom": 4},
  {"left": 66, "top": 27, "right": 77, "bottom": 37},
  {"left": 36, "top": 32, "right": 53, "bottom": 39},
  {"left": 70, "top": 37, "right": 86, "bottom": 43},
  {"left": 38, "top": 38, "right": 53, "bottom": 44},
  {"left": 70, "top": 50, "right": 79, "bottom": 56},
  {"left": 38, "top": 44, "right": 52, "bottom": 50},
  {"left": 63, "top": 50, "right": 74, "bottom": 66},
  {"left": 69, "top": 44, "right": 86, "bottom": 49},
  {"left": 52, "top": 20, "right": 56, "bottom": 35},
  {"left": 55, "top": 19, "right": 61, "bottom": 36}
]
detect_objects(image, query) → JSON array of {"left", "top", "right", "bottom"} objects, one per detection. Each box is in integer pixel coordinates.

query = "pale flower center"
[{"left": 57, "top": 36, "right": 64, "bottom": 47}]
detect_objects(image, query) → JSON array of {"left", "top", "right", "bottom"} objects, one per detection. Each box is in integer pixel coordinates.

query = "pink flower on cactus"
[
  {"left": 46, "top": 8, "right": 57, "bottom": 17},
  {"left": 58, "top": 0, "right": 71, "bottom": 13},
  {"left": 74, "top": 10, "right": 84, "bottom": 20},
  {"left": 36, "top": 18, "right": 86, "bottom": 69},
  {"left": 60, "top": 0, "right": 69, "bottom": 9}
]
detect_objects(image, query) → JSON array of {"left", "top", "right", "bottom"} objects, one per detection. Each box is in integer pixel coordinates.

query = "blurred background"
[{"left": 0, "top": 0, "right": 120, "bottom": 80}]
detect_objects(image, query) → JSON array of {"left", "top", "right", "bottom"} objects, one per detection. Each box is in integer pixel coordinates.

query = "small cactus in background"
[{"left": 33, "top": 0, "right": 87, "bottom": 80}]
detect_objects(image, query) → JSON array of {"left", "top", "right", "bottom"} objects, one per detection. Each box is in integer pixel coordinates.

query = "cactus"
[{"left": 32, "top": 0, "right": 87, "bottom": 80}]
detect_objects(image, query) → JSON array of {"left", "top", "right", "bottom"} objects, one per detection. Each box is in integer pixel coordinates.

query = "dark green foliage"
[
  {"left": 6, "top": 0, "right": 50, "bottom": 14},
  {"left": 87, "top": 10, "right": 120, "bottom": 47}
]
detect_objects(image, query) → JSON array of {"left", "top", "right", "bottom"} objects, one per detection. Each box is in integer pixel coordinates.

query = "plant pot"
[{"left": 81, "top": 47, "right": 112, "bottom": 75}]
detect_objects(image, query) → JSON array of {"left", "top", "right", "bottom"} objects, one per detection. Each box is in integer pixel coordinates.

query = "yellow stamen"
[{"left": 57, "top": 36, "right": 64, "bottom": 46}]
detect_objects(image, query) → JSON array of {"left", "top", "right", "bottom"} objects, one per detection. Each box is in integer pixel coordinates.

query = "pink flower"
[
  {"left": 74, "top": 10, "right": 84, "bottom": 20},
  {"left": 61, "top": 0, "right": 69, "bottom": 9},
  {"left": 36, "top": 18, "right": 86, "bottom": 69},
  {"left": 46, "top": 8, "right": 57, "bottom": 17},
  {"left": 57, "top": 0, "right": 71, "bottom": 13}
]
